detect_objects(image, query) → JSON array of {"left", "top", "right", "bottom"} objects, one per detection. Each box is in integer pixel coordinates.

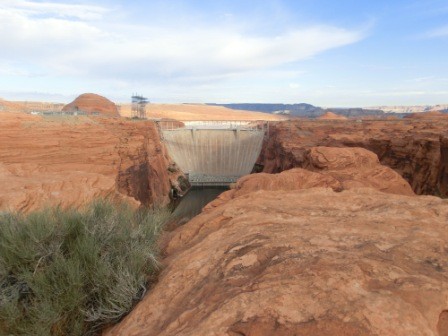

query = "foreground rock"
[
  {"left": 62, "top": 93, "right": 119, "bottom": 117},
  {"left": 106, "top": 187, "right": 448, "bottom": 336},
  {"left": 0, "top": 112, "right": 185, "bottom": 212},
  {"left": 259, "top": 119, "right": 448, "bottom": 197}
]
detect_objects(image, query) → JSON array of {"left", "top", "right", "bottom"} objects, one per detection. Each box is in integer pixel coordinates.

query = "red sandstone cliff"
[
  {"left": 259, "top": 119, "right": 448, "bottom": 197},
  {"left": 0, "top": 112, "right": 186, "bottom": 212}
]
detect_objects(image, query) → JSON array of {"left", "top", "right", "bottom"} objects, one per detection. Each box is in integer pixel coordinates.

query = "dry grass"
[{"left": 0, "top": 200, "right": 169, "bottom": 336}]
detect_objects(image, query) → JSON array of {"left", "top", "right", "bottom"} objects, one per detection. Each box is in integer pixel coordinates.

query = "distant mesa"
[
  {"left": 62, "top": 93, "right": 119, "bottom": 117},
  {"left": 209, "top": 103, "right": 385, "bottom": 118},
  {"left": 0, "top": 98, "right": 26, "bottom": 113},
  {"left": 317, "top": 111, "right": 347, "bottom": 120},
  {"left": 404, "top": 110, "right": 447, "bottom": 119}
]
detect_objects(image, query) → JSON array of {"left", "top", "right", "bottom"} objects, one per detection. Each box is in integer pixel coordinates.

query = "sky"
[{"left": 0, "top": 0, "right": 447, "bottom": 107}]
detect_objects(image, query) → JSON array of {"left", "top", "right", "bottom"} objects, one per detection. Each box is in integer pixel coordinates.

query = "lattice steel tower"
[{"left": 131, "top": 94, "right": 149, "bottom": 118}]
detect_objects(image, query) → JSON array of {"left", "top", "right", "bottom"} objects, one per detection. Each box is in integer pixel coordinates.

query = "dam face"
[{"left": 159, "top": 121, "right": 267, "bottom": 186}]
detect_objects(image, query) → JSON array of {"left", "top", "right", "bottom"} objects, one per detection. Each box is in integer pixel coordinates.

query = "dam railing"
[{"left": 157, "top": 120, "right": 269, "bottom": 132}]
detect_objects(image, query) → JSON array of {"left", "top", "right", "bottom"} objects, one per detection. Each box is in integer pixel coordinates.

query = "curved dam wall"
[{"left": 161, "top": 127, "right": 265, "bottom": 185}]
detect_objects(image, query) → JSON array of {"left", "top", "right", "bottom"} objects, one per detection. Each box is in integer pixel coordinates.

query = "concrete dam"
[{"left": 159, "top": 121, "right": 267, "bottom": 186}]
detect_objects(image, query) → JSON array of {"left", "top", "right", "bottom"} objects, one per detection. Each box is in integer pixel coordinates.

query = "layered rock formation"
[
  {"left": 0, "top": 112, "right": 185, "bottom": 212},
  {"left": 62, "top": 93, "right": 119, "bottom": 117},
  {"left": 106, "top": 168, "right": 448, "bottom": 335},
  {"left": 259, "top": 119, "right": 448, "bottom": 197}
]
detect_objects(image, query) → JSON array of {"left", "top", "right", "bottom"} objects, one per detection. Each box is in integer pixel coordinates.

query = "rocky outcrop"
[
  {"left": 259, "top": 119, "right": 448, "bottom": 197},
  {"left": 106, "top": 185, "right": 448, "bottom": 336},
  {"left": 317, "top": 112, "right": 348, "bottom": 120},
  {"left": 62, "top": 93, "right": 119, "bottom": 117},
  {"left": 208, "top": 147, "right": 413, "bottom": 210},
  {"left": 301, "top": 147, "right": 414, "bottom": 195},
  {"left": 0, "top": 112, "right": 185, "bottom": 212}
]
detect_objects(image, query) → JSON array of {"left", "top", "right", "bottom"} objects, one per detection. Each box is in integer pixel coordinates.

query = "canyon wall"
[
  {"left": 259, "top": 119, "right": 448, "bottom": 197},
  {"left": 0, "top": 112, "right": 186, "bottom": 213}
]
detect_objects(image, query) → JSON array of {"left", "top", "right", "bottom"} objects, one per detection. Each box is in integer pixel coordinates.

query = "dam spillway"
[{"left": 159, "top": 121, "right": 267, "bottom": 186}]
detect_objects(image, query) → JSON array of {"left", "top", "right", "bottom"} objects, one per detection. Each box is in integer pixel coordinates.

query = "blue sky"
[{"left": 0, "top": 0, "right": 447, "bottom": 106}]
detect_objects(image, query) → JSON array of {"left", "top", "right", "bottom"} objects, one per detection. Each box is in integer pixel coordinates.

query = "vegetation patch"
[{"left": 0, "top": 200, "right": 169, "bottom": 336}]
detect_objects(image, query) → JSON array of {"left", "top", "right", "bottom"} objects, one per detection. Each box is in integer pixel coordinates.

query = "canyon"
[
  {"left": 1, "top": 98, "right": 448, "bottom": 335},
  {"left": 105, "top": 116, "right": 448, "bottom": 335}
]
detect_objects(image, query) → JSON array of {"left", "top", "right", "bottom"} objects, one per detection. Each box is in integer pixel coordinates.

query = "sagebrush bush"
[{"left": 0, "top": 200, "right": 169, "bottom": 336}]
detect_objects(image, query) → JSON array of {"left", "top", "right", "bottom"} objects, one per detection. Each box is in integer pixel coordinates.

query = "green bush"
[{"left": 0, "top": 200, "right": 169, "bottom": 336}]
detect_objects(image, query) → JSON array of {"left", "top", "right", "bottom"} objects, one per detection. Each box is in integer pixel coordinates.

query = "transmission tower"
[{"left": 131, "top": 94, "right": 149, "bottom": 118}]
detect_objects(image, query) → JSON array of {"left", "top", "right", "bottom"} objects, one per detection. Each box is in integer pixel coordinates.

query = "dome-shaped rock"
[{"left": 62, "top": 93, "right": 119, "bottom": 117}]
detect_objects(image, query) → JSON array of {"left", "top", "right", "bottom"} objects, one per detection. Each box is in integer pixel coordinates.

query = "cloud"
[
  {"left": 59, "top": 24, "right": 364, "bottom": 82},
  {"left": 0, "top": 0, "right": 108, "bottom": 20},
  {"left": 423, "top": 25, "right": 448, "bottom": 38},
  {"left": 0, "top": 1, "right": 366, "bottom": 82}
]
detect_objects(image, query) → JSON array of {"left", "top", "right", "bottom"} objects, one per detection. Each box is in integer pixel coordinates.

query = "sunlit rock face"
[
  {"left": 259, "top": 119, "right": 448, "bottom": 197},
  {"left": 106, "top": 185, "right": 448, "bottom": 336},
  {"left": 0, "top": 112, "right": 184, "bottom": 212}
]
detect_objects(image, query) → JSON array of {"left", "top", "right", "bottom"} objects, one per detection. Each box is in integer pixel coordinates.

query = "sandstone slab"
[{"left": 106, "top": 188, "right": 448, "bottom": 336}]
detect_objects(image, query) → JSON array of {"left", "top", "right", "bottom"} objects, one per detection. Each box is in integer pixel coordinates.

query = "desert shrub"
[{"left": 0, "top": 200, "right": 169, "bottom": 336}]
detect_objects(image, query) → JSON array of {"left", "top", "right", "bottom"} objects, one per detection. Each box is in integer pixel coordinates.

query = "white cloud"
[
  {"left": 0, "top": 0, "right": 108, "bottom": 20},
  {"left": 0, "top": 8, "right": 104, "bottom": 62},
  {"left": 423, "top": 25, "right": 448, "bottom": 38},
  {"left": 0, "top": 1, "right": 365, "bottom": 83}
]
